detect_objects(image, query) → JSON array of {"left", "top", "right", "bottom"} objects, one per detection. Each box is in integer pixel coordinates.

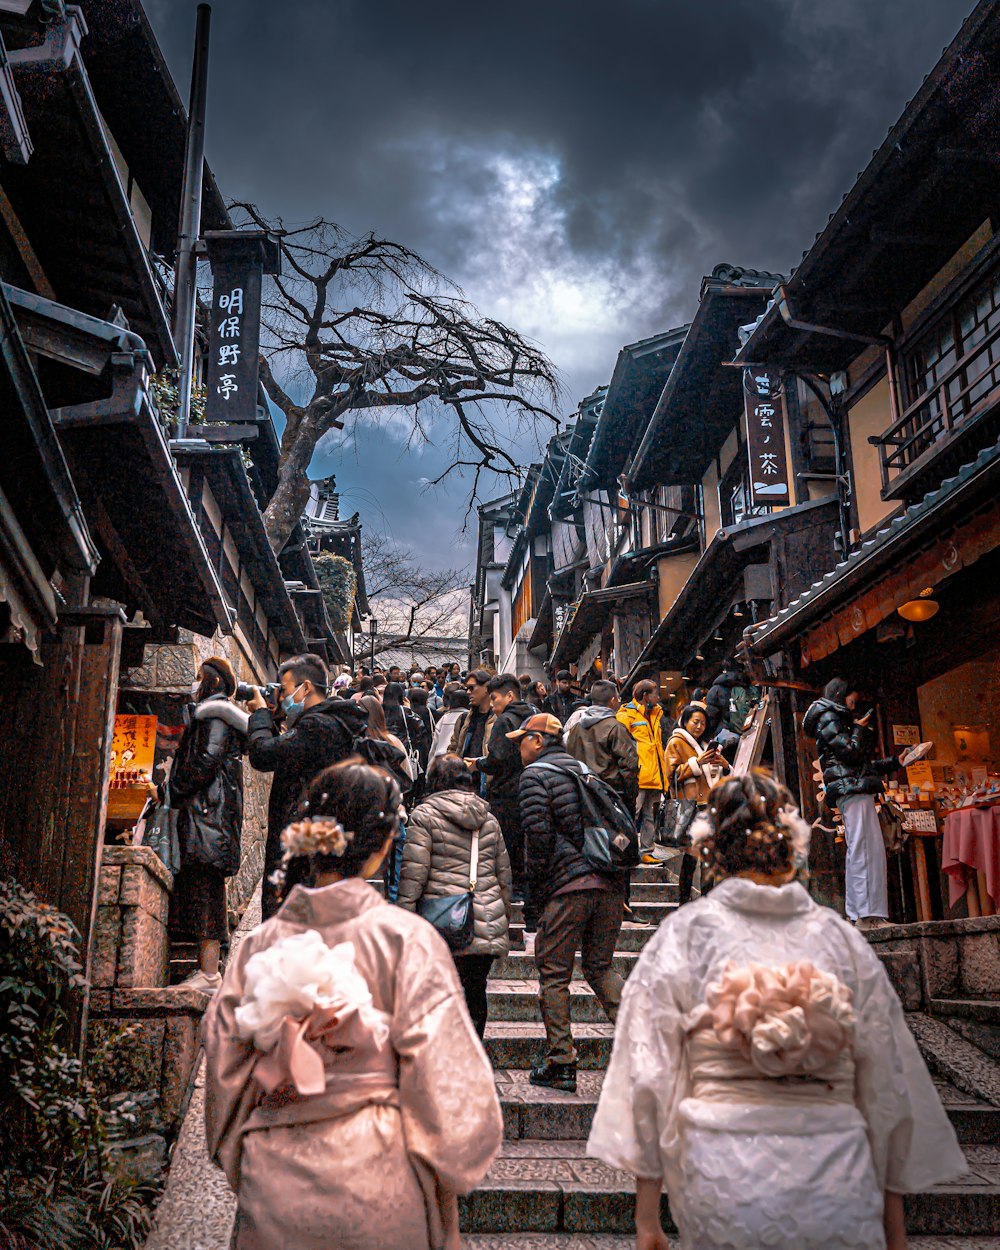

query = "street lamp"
[{"left": 368, "top": 616, "right": 378, "bottom": 673}]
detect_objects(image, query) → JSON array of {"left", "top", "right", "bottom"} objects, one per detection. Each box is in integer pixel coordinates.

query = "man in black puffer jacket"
[
  {"left": 804, "top": 677, "right": 901, "bottom": 930},
  {"left": 468, "top": 674, "right": 535, "bottom": 899},
  {"left": 246, "top": 654, "right": 369, "bottom": 920},
  {"left": 511, "top": 713, "right": 626, "bottom": 1092}
]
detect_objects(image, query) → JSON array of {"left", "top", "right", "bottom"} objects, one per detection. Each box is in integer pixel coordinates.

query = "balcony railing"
[{"left": 875, "top": 315, "right": 1000, "bottom": 497}]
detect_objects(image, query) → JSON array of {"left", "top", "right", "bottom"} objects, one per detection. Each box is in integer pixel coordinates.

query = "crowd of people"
[{"left": 153, "top": 651, "right": 966, "bottom": 1249}]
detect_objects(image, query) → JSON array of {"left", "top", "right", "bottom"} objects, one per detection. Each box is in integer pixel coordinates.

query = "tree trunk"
[{"left": 263, "top": 425, "right": 315, "bottom": 553}]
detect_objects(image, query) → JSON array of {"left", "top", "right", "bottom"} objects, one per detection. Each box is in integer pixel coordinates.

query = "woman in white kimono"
[
  {"left": 202, "top": 757, "right": 503, "bottom": 1250},
  {"left": 588, "top": 770, "right": 966, "bottom": 1250}
]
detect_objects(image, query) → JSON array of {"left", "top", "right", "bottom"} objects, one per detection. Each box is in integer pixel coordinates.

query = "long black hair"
[
  {"left": 279, "top": 757, "right": 402, "bottom": 897},
  {"left": 381, "top": 681, "right": 408, "bottom": 735}
]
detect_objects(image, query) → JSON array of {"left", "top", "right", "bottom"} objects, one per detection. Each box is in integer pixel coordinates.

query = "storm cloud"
[{"left": 146, "top": 0, "right": 977, "bottom": 565}]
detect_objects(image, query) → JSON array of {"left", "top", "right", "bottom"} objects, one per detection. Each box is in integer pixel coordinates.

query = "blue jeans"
[{"left": 387, "top": 822, "right": 406, "bottom": 902}]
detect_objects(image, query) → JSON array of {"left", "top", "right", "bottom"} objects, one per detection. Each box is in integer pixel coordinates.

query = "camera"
[{"left": 235, "top": 681, "right": 281, "bottom": 704}]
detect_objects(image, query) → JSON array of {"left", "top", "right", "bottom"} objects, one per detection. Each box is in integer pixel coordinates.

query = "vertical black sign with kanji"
[
  {"left": 743, "top": 368, "right": 790, "bottom": 507},
  {"left": 204, "top": 235, "right": 265, "bottom": 424}
]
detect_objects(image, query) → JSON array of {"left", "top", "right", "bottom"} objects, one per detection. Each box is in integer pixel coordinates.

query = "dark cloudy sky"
[{"left": 146, "top": 0, "right": 975, "bottom": 569}]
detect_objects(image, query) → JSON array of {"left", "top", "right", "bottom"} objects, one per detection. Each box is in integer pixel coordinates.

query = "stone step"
[
  {"left": 511, "top": 900, "right": 677, "bottom": 926},
  {"left": 933, "top": 999, "right": 1000, "bottom": 1027},
  {"left": 463, "top": 1238, "right": 1000, "bottom": 1249},
  {"left": 511, "top": 921, "right": 658, "bottom": 952},
  {"left": 492, "top": 952, "right": 639, "bottom": 981},
  {"left": 493, "top": 1067, "right": 1000, "bottom": 1146},
  {"left": 488, "top": 981, "right": 612, "bottom": 1024},
  {"left": 908, "top": 1013, "right": 1000, "bottom": 1108},
  {"left": 484, "top": 1023, "right": 614, "bottom": 1071},
  {"left": 459, "top": 1140, "right": 1000, "bottom": 1235}
]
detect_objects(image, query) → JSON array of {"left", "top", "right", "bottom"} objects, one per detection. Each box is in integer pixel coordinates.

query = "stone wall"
[
  {"left": 120, "top": 628, "right": 272, "bottom": 925},
  {"left": 866, "top": 915, "right": 1000, "bottom": 1010},
  {"left": 92, "top": 847, "right": 171, "bottom": 990}
]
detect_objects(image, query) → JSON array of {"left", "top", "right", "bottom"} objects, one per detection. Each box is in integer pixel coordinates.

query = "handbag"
[
  {"left": 139, "top": 782, "right": 182, "bottom": 876},
  {"left": 878, "top": 798, "right": 908, "bottom": 854},
  {"left": 657, "top": 769, "right": 698, "bottom": 849},
  {"left": 416, "top": 827, "right": 479, "bottom": 951},
  {"left": 401, "top": 716, "right": 424, "bottom": 780}
]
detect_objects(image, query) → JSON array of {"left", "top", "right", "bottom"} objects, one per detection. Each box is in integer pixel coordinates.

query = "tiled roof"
[{"left": 746, "top": 436, "right": 1000, "bottom": 651}]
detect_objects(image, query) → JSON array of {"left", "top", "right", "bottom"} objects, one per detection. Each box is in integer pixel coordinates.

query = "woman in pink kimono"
[
  {"left": 202, "top": 758, "right": 503, "bottom": 1250},
  {"left": 588, "top": 770, "right": 967, "bottom": 1250}
]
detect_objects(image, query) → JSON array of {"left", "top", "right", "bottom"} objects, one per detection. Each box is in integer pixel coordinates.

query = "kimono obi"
[
  {"left": 684, "top": 958, "right": 858, "bottom": 1110},
  {"left": 243, "top": 1053, "right": 401, "bottom": 1136},
  {"left": 686, "top": 1027, "right": 855, "bottom": 1108}
]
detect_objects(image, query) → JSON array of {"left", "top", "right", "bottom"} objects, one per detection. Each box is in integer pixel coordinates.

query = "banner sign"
[
  {"left": 743, "top": 369, "right": 790, "bottom": 507},
  {"left": 108, "top": 714, "right": 157, "bottom": 821},
  {"left": 204, "top": 231, "right": 280, "bottom": 425}
]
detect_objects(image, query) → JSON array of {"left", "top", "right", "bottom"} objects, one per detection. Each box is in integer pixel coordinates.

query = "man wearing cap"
[{"left": 511, "top": 712, "right": 626, "bottom": 1094}]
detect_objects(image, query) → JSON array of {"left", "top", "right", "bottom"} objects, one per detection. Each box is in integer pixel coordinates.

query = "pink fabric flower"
[{"left": 704, "top": 960, "right": 856, "bottom": 1077}]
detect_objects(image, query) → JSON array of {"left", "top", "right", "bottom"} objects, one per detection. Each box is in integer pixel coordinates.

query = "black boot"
[
  {"left": 678, "top": 850, "right": 697, "bottom": 905},
  {"left": 529, "top": 1058, "right": 577, "bottom": 1093}
]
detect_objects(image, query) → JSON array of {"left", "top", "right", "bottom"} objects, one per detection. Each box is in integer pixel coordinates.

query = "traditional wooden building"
[
  {"left": 621, "top": 264, "right": 841, "bottom": 734},
  {"left": 0, "top": 1, "right": 338, "bottom": 1037},
  {"left": 547, "top": 332, "right": 688, "bottom": 682},
  {"left": 737, "top": 0, "right": 1000, "bottom": 920}
]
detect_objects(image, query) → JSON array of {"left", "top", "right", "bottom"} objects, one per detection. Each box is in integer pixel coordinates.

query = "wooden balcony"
[{"left": 874, "top": 315, "right": 1000, "bottom": 501}]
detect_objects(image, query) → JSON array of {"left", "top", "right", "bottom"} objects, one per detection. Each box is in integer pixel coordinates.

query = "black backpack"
[{"left": 528, "top": 761, "right": 639, "bottom": 874}]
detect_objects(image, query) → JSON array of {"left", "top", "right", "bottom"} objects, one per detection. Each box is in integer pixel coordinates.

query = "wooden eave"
[
  {"left": 626, "top": 285, "right": 774, "bottom": 489},
  {"left": 4, "top": 47, "right": 177, "bottom": 367},
  {"left": 173, "top": 445, "right": 306, "bottom": 654},
  {"left": 736, "top": 0, "right": 1000, "bottom": 373}
]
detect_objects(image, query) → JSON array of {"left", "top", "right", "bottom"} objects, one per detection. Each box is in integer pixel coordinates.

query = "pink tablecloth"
[{"left": 941, "top": 805, "right": 1000, "bottom": 906}]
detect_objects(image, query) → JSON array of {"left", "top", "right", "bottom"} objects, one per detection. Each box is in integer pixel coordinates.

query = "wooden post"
[
  {"left": 911, "top": 836, "right": 933, "bottom": 923},
  {"left": 977, "top": 870, "right": 995, "bottom": 918},
  {"left": 0, "top": 606, "right": 123, "bottom": 1049}
]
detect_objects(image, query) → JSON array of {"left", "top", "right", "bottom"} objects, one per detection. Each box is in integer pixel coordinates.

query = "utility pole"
[{"left": 173, "top": 4, "right": 211, "bottom": 440}]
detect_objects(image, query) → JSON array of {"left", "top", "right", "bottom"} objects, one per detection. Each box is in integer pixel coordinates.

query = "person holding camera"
[
  {"left": 665, "top": 703, "right": 730, "bottom": 905},
  {"left": 804, "top": 678, "right": 903, "bottom": 931},
  {"left": 246, "top": 654, "right": 368, "bottom": 920}
]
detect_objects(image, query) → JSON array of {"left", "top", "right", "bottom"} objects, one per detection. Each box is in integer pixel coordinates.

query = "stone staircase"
[{"left": 460, "top": 861, "right": 1000, "bottom": 1247}]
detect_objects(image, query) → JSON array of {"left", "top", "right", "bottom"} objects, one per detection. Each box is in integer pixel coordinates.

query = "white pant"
[{"left": 838, "top": 794, "right": 888, "bottom": 921}]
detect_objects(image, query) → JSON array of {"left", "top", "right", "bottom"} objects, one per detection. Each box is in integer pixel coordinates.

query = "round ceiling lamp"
[{"left": 898, "top": 589, "right": 939, "bottom": 623}]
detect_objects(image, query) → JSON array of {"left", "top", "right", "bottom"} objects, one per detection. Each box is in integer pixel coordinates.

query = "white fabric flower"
[{"left": 234, "top": 931, "right": 387, "bottom": 1054}]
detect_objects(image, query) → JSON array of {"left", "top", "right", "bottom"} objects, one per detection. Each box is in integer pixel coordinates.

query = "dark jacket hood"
[
  {"left": 303, "top": 696, "right": 369, "bottom": 736},
  {"left": 803, "top": 697, "right": 848, "bottom": 738},
  {"left": 505, "top": 701, "right": 536, "bottom": 727}
]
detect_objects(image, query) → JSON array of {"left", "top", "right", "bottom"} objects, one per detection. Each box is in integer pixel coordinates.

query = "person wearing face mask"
[{"left": 247, "top": 654, "right": 369, "bottom": 920}]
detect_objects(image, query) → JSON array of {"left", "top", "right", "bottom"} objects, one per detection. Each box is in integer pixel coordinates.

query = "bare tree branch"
[
  {"left": 354, "top": 532, "right": 469, "bottom": 660},
  {"left": 228, "top": 203, "right": 561, "bottom": 553}
]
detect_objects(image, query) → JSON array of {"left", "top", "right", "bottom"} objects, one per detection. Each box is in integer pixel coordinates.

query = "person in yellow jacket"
[{"left": 616, "top": 679, "right": 667, "bottom": 862}]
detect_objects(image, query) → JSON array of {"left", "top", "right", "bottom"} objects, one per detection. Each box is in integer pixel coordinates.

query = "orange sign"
[{"left": 108, "top": 714, "right": 157, "bottom": 820}]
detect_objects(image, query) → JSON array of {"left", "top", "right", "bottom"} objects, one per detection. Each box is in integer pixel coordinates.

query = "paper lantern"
[{"left": 898, "top": 598, "right": 939, "bottom": 622}]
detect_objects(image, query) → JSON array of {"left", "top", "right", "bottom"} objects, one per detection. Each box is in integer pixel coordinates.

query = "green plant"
[
  {"left": 149, "top": 369, "right": 207, "bottom": 430},
  {"left": 314, "top": 551, "right": 358, "bottom": 633},
  {"left": 0, "top": 881, "right": 160, "bottom": 1250}
]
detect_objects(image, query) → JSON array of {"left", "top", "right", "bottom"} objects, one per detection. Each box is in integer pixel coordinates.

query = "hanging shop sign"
[
  {"left": 743, "top": 369, "right": 790, "bottom": 507},
  {"left": 204, "top": 231, "right": 281, "bottom": 426}
]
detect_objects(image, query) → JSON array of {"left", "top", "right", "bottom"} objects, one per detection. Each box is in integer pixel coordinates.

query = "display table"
[{"left": 941, "top": 805, "right": 1000, "bottom": 916}]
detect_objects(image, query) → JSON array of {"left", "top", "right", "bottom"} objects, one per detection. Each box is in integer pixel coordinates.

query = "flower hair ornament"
[{"left": 281, "top": 817, "right": 353, "bottom": 860}]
